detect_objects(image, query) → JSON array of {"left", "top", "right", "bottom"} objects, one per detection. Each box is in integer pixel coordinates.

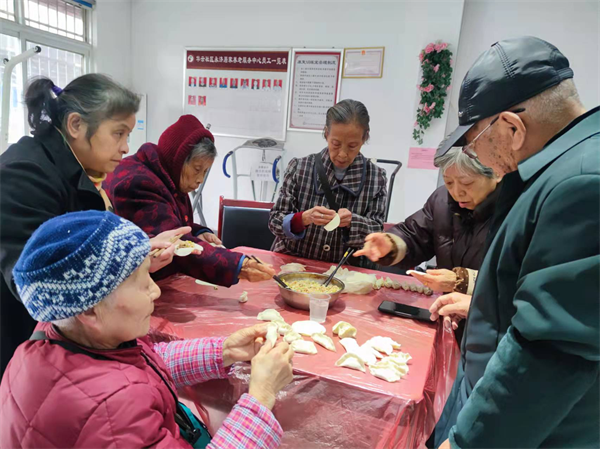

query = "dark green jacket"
[{"left": 442, "top": 107, "right": 600, "bottom": 448}]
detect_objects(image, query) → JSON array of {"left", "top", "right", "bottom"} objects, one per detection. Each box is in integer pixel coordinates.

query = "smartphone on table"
[{"left": 378, "top": 300, "right": 432, "bottom": 322}]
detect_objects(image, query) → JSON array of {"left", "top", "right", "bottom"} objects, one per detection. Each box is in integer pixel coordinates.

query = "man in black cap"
[{"left": 433, "top": 36, "right": 599, "bottom": 448}]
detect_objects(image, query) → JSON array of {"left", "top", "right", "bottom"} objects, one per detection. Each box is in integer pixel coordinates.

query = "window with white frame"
[{"left": 0, "top": 0, "right": 92, "bottom": 145}]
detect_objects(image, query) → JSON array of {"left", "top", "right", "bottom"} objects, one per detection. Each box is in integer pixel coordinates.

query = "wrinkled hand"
[
  {"left": 337, "top": 208, "right": 352, "bottom": 228},
  {"left": 302, "top": 206, "right": 337, "bottom": 227},
  {"left": 354, "top": 233, "right": 392, "bottom": 262},
  {"left": 409, "top": 269, "right": 457, "bottom": 293},
  {"left": 239, "top": 257, "right": 276, "bottom": 282},
  {"left": 429, "top": 292, "right": 472, "bottom": 331},
  {"left": 148, "top": 226, "right": 192, "bottom": 273},
  {"left": 197, "top": 232, "right": 222, "bottom": 246},
  {"left": 223, "top": 323, "right": 269, "bottom": 367},
  {"left": 249, "top": 340, "right": 294, "bottom": 410}
]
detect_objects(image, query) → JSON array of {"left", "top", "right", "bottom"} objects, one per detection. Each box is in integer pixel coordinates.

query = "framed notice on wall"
[
  {"left": 287, "top": 49, "right": 343, "bottom": 132},
  {"left": 343, "top": 47, "right": 385, "bottom": 78},
  {"left": 184, "top": 48, "right": 291, "bottom": 140}
]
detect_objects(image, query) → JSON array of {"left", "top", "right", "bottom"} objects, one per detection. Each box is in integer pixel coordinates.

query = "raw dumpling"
[
  {"left": 339, "top": 338, "right": 360, "bottom": 353},
  {"left": 324, "top": 213, "right": 341, "bottom": 232},
  {"left": 391, "top": 279, "right": 401, "bottom": 290},
  {"left": 195, "top": 279, "right": 219, "bottom": 290},
  {"left": 279, "top": 263, "right": 306, "bottom": 274},
  {"left": 423, "top": 287, "right": 433, "bottom": 296},
  {"left": 312, "top": 333, "right": 336, "bottom": 352},
  {"left": 358, "top": 344, "right": 382, "bottom": 364},
  {"left": 238, "top": 291, "right": 248, "bottom": 303},
  {"left": 332, "top": 321, "right": 357, "bottom": 339},
  {"left": 409, "top": 284, "right": 418, "bottom": 292},
  {"left": 266, "top": 323, "right": 279, "bottom": 346},
  {"left": 284, "top": 331, "right": 303, "bottom": 343},
  {"left": 292, "top": 320, "right": 326, "bottom": 336},
  {"left": 174, "top": 241, "right": 203, "bottom": 257},
  {"left": 378, "top": 358, "right": 409, "bottom": 376},
  {"left": 370, "top": 365, "right": 402, "bottom": 382},
  {"left": 401, "top": 282, "right": 409, "bottom": 291},
  {"left": 364, "top": 336, "right": 398, "bottom": 355},
  {"left": 416, "top": 285, "right": 424, "bottom": 294},
  {"left": 373, "top": 277, "right": 384, "bottom": 290},
  {"left": 291, "top": 340, "right": 318, "bottom": 355},
  {"left": 388, "top": 351, "right": 412, "bottom": 365},
  {"left": 335, "top": 352, "right": 366, "bottom": 372},
  {"left": 274, "top": 320, "right": 293, "bottom": 336},
  {"left": 383, "top": 277, "right": 394, "bottom": 289},
  {"left": 257, "top": 309, "right": 283, "bottom": 322}
]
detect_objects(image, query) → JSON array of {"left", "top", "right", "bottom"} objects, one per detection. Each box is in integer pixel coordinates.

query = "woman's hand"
[
  {"left": 148, "top": 226, "right": 192, "bottom": 273},
  {"left": 429, "top": 292, "right": 472, "bottom": 330},
  {"left": 249, "top": 340, "right": 294, "bottom": 410},
  {"left": 354, "top": 233, "right": 393, "bottom": 262},
  {"left": 302, "top": 206, "right": 337, "bottom": 227},
  {"left": 409, "top": 269, "right": 457, "bottom": 292},
  {"left": 337, "top": 208, "right": 352, "bottom": 228},
  {"left": 197, "top": 232, "right": 223, "bottom": 246},
  {"left": 239, "top": 257, "right": 276, "bottom": 282},
  {"left": 223, "top": 323, "right": 269, "bottom": 367}
]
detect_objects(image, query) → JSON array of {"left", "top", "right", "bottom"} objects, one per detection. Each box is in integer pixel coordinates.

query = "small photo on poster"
[
  {"left": 230, "top": 78, "right": 238, "bottom": 89},
  {"left": 199, "top": 77, "right": 207, "bottom": 88},
  {"left": 273, "top": 79, "right": 283, "bottom": 91},
  {"left": 209, "top": 78, "right": 218, "bottom": 88},
  {"left": 188, "top": 95, "right": 196, "bottom": 106},
  {"left": 219, "top": 78, "right": 228, "bottom": 88},
  {"left": 251, "top": 79, "right": 260, "bottom": 90},
  {"left": 188, "top": 76, "right": 197, "bottom": 87},
  {"left": 198, "top": 96, "right": 206, "bottom": 106},
  {"left": 262, "top": 79, "right": 271, "bottom": 91},
  {"left": 240, "top": 79, "right": 249, "bottom": 90}
]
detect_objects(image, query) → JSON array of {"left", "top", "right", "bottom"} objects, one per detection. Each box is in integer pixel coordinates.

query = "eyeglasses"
[{"left": 462, "top": 108, "right": 526, "bottom": 159}]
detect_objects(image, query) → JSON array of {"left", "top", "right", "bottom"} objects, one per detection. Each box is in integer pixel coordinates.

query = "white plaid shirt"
[{"left": 269, "top": 148, "right": 387, "bottom": 263}]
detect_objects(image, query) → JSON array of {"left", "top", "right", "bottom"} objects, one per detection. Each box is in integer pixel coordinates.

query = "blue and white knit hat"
[{"left": 13, "top": 211, "right": 151, "bottom": 322}]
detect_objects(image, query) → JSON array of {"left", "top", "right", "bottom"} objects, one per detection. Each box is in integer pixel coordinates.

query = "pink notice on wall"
[{"left": 407, "top": 147, "right": 437, "bottom": 170}]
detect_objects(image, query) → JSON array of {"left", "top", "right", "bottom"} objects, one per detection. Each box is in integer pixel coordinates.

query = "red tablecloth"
[{"left": 150, "top": 248, "right": 459, "bottom": 449}]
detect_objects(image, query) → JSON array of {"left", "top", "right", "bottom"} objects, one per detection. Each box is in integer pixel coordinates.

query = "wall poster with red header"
[
  {"left": 288, "top": 49, "right": 344, "bottom": 132},
  {"left": 184, "top": 48, "right": 291, "bottom": 140}
]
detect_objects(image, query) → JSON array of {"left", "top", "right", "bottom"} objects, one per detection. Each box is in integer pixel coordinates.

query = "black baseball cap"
[{"left": 436, "top": 36, "right": 574, "bottom": 157}]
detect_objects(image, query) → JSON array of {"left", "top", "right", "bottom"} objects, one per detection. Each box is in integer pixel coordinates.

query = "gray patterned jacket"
[{"left": 269, "top": 148, "right": 387, "bottom": 263}]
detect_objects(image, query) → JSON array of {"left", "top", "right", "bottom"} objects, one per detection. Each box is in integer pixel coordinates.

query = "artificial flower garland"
[{"left": 413, "top": 42, "right": 453, "bottom": 145}]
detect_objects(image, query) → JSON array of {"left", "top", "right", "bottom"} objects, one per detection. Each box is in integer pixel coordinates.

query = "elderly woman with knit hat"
[
  {"left": 106, "top": 115, "right": 275, "bottom": 286},
  {"left": 0, "top": 211, "right": 293, "bottom": 448}
]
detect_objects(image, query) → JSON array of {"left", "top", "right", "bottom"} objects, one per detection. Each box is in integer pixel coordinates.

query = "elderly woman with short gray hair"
[
  {"left": 269, "top": 99, "right": 388, "bottom": 265},
  {"left": 106, "top": 115, "right": 275, "bottom": 287},
  {"left": 356, "top": 147, "right": 500, "bottom": 336}
]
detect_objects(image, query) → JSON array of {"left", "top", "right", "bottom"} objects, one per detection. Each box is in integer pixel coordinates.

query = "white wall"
[
  {"left": 129, "top": 0, "right": 465, "bottom": 229},
  {"left": 92, "top": 0, "right": 132, "bottom": 87},
  {"left": 445, "top": 0, "right": 600, "bottom": 137}
]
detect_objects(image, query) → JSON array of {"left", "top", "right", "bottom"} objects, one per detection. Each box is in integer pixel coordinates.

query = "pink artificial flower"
[
  {"left": 430, "top": 102, "right": 436, "bottom": 109},
  {"left": 446, "top": 85, "right": 452, "bottom": 91},
  {"left": 425, "top": 43, "right": 435, "bottom": 54},
  {"left": 425, "top": 84, "right": 434, "bottom": 92},
  {"left": 419, "top": 51, "right": 424, "bottom": 62},
  {"left": 433, "top": 64, "right": 440, "bottom": 73},
  {"left": 450, "top": 58, "right": 454, "bottom": 65},
  {"left": 414, "top": 121, "right": 418, "bottom": 127}
]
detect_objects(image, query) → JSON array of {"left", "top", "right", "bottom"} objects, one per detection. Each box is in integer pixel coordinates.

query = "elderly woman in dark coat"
[
  {"left": 106, "top": 115, "right": 275, "bottom": 287},
  {"left": 356, "top": 147, "right": 500, "bottom": 334},
  {"left": 269, "top": 100, "right": 387, "bottom": 265}
]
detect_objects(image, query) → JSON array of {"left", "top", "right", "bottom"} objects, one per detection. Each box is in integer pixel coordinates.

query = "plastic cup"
[{"left": 309, "top": 293, "right": 331, "bottom": 323}]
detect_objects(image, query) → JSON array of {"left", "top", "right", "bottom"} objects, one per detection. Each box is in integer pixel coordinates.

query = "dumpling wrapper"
[
  {"left": 279, "top": 263, "right": 306, "bottom": 274},
  {"left": 174, "top": 242, "right": 203, "bottom": 257},
  {"left": 312, "top": 333, "right": 336, "bottom": 352},
  {"left": 324, "top": 213, "right": 341, "bottom": 232},
  {"left": 376, "top": 358, "right": 410, "bottom": 377},
  {"left": 374, "top": 278, "right": 384, "bottom": 290},
  {"left": 370, "top": 365, "right": 403, "bottom": 382},
  {"left": 391, "top": 279, "right": 401, "bottom": 290},
  {"left": 266, "top": 323, "right": 279, "bottom": 347},
  {"left": 291, "top": 340, "right": 318, "bottom": 355},
  {"left": 358, "top": 344, "right": 382, "bottom": 364},
  {"left": 257, "top": 309, "right": 284, "bottom": 322},
  {"left": 339, "top": 338, "right": 360, "bottom": 353},
  {"left": 388, "top": 351, "right": 412, "bottom": 366},
  {"left": 383, "top": 277, "right": 394, "bottom": 289},
  {"left": 292, "top": 320, "right": 326, "bottom": 336},
  {"left": 335, "top": 353, "right": 366, "bottom": 372},
  {"left": 365, "top": 336, "right": 394, "bottom": 355},
  {"left": 284, "top": 331, "right": 303, "bottom": 343},
  {"left": 238, "top": 291, "right": 248, "bottom": 303},
  {"left": 275, "top": 321, "right": 293, "bottom": 336}
]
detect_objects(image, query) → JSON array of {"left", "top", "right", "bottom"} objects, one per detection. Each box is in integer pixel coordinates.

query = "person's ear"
[
  {"left": 65, "top": 112, "right": 86, "bottom": 141},
  {"left": 499, "top": 111, "right": 526, "bottom": 152},
  {"left": 75, "top": 303, "right": 102, "bottom": 331}
]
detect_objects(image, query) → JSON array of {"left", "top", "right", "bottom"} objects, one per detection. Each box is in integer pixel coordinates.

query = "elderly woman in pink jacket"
[{"left": 0, "top": 211, "right": 293, "bottom": 449}]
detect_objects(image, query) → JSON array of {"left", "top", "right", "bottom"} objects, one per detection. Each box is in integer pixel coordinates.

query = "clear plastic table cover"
[{"left": 149, "top": 248, "right": 460, "bottom": 449}]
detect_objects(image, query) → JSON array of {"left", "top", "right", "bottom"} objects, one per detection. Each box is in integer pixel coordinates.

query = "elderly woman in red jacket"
[
  {"left": 106, "top": 115, "right": 274, "bottom": 287},
  {"left": 1, "top": 211, "right": 293, "bottom": 448}
]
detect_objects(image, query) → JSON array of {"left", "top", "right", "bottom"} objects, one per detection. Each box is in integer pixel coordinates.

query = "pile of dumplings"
[
  {"left": 373, "top": 276, "right": 433, "bottom": 296},
  {"left": 256, "top": 310, "right": 411, "bottom": 383}
]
